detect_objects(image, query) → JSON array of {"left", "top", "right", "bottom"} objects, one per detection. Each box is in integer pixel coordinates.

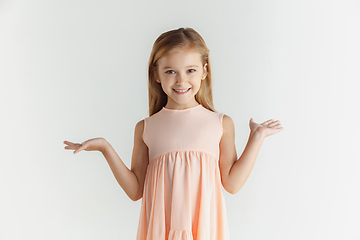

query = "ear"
[
  {"left": 154, "top": 71, "right": 161, "bottom": 83},
  {"left": 202, "top": 63, "right": 208, "bottom": 80}
]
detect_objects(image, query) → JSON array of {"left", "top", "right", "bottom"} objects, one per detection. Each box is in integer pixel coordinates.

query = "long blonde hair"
[{"left": 147, "top": 27, "right": 216, "bottom": 116}]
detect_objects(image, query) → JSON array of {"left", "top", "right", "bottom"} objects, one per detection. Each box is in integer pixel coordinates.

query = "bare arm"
[
  {"left": 101, "top": 120, "right": 149, "bottom": 201},
  {"left": 219, "top": 116, "right": 283, "bottom": 194}
]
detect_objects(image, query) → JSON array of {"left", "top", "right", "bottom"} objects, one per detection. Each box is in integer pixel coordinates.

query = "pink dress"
[{"left": 136, "top": 104, "right": 230, "bottom": 240}]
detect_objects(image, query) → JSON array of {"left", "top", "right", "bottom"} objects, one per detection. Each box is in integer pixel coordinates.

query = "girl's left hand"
[{"left": 249, "top": 118, "right": 284, "bottom": 138}]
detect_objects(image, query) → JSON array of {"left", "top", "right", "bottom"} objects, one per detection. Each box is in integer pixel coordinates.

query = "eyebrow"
[{"left": 161, "top": 65, "right": 200, "bottom": 69}]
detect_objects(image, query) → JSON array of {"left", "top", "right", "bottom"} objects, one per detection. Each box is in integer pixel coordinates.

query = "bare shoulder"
[
  {"left": 135, "top": 119, "right": 145, "bottom": 130},
  {"left": 222, "top": 114, "right": 235, "bottom": 135},
  {"left": 134, "top": 119, "right": 145, "bottom": 140}
]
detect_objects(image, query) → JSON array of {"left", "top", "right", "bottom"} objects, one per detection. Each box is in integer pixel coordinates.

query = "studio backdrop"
[{"left": 0, "top": 0, "right": 359, "bottom": 239}]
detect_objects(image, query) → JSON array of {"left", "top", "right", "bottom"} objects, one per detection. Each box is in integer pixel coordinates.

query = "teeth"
[{"left": 174, "top": 88, "right": 190, "bottom": 93}]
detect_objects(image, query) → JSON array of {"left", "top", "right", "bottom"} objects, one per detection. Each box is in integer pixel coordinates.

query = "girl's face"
[{"left": 156, "top": 48, "right": 207, "bottom": 110}]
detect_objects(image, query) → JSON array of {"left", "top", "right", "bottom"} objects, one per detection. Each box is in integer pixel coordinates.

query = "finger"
[
  {"left": 262, "top": 119, "right": 274, "bottom": 124},
  {"left": 65, "top": 145, "right": 79, "bottom": 150},
  {"left": 262, "top": 121, "right": 274, "bottom": 127},
  {"left": 64, "top": 142, "right": 74, "bottom": 149},
  {"left": 74, "top": 143, "right": 87, "bottom": 154},
  {"left": 65, "top": 143, "right": 81, "bottom": 149},
  {"left": 64, "top": 141, "right": 78, "bottom": 146},
  {"left": 74, "top": 148, "right": 82, "bottom": 154},
  {"left": 268, "top": 119, "right": 281, "bottom": 125},
  {"left": 268, "top": 121, "right": 280, "bottom": 126}
]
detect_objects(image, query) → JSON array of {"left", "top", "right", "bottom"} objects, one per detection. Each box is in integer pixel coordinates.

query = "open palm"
[
  {"left": 249, "top": 118, "right": 284, "bottom": 137},
  {"left": 63, "top": 137, "right": 105, "bottom": 154}
]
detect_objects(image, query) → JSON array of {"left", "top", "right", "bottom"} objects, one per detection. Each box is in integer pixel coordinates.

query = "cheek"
[
  {"left": 192, "top": 75, "right": 203, "bottom": 86},
  {"left": 162, "top": 75, "right": 176, "bottom": 85},
  {"left": 160, "top": 79, "right": 172, "bottom": 90}
]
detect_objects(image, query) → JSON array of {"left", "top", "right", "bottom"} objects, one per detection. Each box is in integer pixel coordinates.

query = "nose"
[{"left": 176, "top": 72, "right": 187, "bottom": 85}]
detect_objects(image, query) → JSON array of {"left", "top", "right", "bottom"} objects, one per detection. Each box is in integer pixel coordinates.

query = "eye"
[
  {"left": 165, "top": 70, "right": 175, "bottom": 74},
  {"left": 188, "top": 69, "right": 196, "bottom": 73}
]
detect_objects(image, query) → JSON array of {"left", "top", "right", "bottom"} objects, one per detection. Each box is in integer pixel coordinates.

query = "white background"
[{"left": 1, "top": 0, "right": 359, "bottom": 239}]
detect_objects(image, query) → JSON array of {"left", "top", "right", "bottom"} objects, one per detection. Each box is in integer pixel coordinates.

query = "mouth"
[{"left": 173, "top": 88, "right": 191, "bottom": 94}]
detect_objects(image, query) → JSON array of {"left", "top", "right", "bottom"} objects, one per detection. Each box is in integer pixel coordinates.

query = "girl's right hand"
[{"left": 63, "top": 138, "right": 107, "bottom": 154}]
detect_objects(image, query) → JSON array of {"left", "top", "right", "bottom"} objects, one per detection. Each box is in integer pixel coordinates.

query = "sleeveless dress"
[{"left": 136, "top": 104, "right": 230, "bottom": 240}]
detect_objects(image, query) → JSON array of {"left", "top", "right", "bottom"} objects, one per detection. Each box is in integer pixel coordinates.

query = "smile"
[{"left": 173, "top": 88, "right": 191, "bottom": 94}]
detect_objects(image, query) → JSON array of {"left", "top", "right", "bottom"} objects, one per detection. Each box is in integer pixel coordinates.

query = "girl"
[{"left": 64, "top": 27, "right": 283, "bottom": 240}]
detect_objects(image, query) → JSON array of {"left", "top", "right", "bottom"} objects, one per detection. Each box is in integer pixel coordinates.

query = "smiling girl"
[{"left": 64, "top": 27, "right": 283, "bottom": 240}]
